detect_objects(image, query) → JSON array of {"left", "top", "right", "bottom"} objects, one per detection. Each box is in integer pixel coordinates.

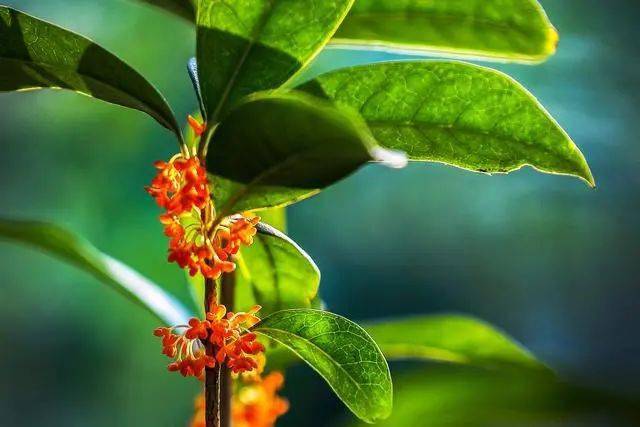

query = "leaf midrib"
[{"left": 365, "top": 120, "right": 552, "bottom": 151}]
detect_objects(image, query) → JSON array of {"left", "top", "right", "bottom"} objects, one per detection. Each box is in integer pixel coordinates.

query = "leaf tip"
[
  {"left": 545, "top": 26, "right": 560, "bottom": 56},
  {"left": 584, "top": 172, "right": 596, "bottom": 189},
  {"left": 576, "top": 160, "right": 596, "bottom": 189}
]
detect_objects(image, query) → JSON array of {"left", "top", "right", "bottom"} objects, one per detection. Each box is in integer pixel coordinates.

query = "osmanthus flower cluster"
[
  {"left": 154, "top": 303, "right": 265, "bottom": 379},
  {"left": 146, "top": 116, "right": 259, "bottom": 280},
  {"left": 147, "top": 116, "right": 286, "bottom": 425},
  {"left": 190, "top": 372, "right": 290, "bottom": 427},
  {"left": 143, "top": 114, "right": 295, "bottom": 427}
]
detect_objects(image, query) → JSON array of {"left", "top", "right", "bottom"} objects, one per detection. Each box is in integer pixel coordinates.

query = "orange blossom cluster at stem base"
[{"left": 154, "top": 304, "right": 265, "bottom": 380}]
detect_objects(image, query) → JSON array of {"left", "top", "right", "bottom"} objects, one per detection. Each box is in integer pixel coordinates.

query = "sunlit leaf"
[
  {"left": 236, "top": 222, "right": 320, "bottom": 316},
  {"left": 0, "top": 218, "right": 192, "bottom": 325},
  {"left": 253, "top": 309, "right": 393, "bottom": 423},
  {"left": 207, "top": 91, "right": 406, "bottom": 215},
  {"left": 364, "top": 315, "right": 546, "bottom": 371},
  {"left": 255, "top": 207, "right": 287, "bottom": 232},
  {"left": 334, "top": 0, "right": 558, "bottom": 63},
  {"left": 349, "top": 366, "right": 639, "bottom": 427},
  {"left": 195, "top": 0, "right": 355, "bottom": 122},
  {"left": 0, "top": 6, "right": 181, "bottom": 137},
  {"left": 300, "top": 61, "right": 594, "bottom": 186},
  {"left": 136, "top": 0, "right": 195, "bottom": 21}
]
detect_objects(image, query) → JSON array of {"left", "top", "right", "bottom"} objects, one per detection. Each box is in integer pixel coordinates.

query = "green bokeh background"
[{"left": 1, "top": 1, "right": 639, "bottom": 426}]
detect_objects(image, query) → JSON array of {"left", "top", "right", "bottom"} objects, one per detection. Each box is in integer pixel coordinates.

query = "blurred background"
[{"left": 1, "top": 0, "right": 639, "bottom": 425}]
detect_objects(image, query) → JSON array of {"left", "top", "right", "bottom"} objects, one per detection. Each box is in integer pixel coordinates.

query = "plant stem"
[
  {"left": 204, "top": 277, "right": 221, "bottom": 427},
  {"left": 219, "top": 272, "right": 236, "bottom": 427},
  {"left": 205, "top": 363, "right": 222, "bottom": 427},
  {"left": 204, "top": 272, "right": 236, "bottom": 427}
]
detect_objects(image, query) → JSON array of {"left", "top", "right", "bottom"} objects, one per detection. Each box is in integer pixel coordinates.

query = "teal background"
[{"left": 0, "top": 0, "right": 639, "bottom": 425}]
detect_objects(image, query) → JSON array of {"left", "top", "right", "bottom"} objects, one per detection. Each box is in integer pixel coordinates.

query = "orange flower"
[
  {"left": 209, "top": 304, "right": 265, "bottom": 374},
  {"left": 147, "top": 117, "right": 261, "bottom": 281},
  {"left": 189, "top": 393, "right": 206, "bottom": 427},
  {"left": 189, "top": 372, "right": 289, "bottom": 427},
  {"left": 220, "top": 214, "right": 260, "bottom": 256},
  {"left": 154, "top": 325, "right": 214, "bottom": 380},
  {"left": 147, "top": 149, "right": 259, "bottom": 280},
  {"left": 146, "top": 154, "right": 209, "bottom": 216},
  {"left": 155, "top": 304, "right": 265, "bottom": 379},
  {"left": 217, "top": 333, "right": 265, "bottom": 374},
  {"left": 168, "top": 350, "right": 215, "bottom": 379},
  {"left": 185, "top": 318, "right": 211, "bottom": 340},
  {"left": 162, "top": 212, "right": 259, "bottom": 280},
  {"left": 233, "top": 372, "right": 290, "bottom": 427}
]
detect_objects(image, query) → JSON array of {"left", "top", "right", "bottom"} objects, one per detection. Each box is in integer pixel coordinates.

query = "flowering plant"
[{"left": 0, "top": 1, "right": 598, "bottom": 426}]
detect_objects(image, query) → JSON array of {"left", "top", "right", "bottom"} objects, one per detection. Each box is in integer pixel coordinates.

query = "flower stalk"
[
  {"left": 204, "top": 270, "right": 236, "bottom": 427},
  {"left": 219, "top": 271, "right": 235, "bottom": 427},
  {"left": 204, "top": 276, "right": 221, "bottom": 427}
]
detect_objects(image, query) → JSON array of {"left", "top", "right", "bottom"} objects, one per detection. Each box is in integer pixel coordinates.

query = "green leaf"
[
  {"left": 236, "top": 222, "right": 320, "bottom": 316},
  {"left": 195, "top": 0, "right": 356, "bottom": 122},
  {"left": 334, "top": 0, "right": 559, "bottom": 63},
  {"left": 0, "top": 6, "right": 181, "bottom": 137},
  {"left": 349, "top": 366, "right": 639, "bottom": 427},
  {"left": 135, "top": 0, "right": 195, "bottom": 21},
  {"left": 364, "top": 315, "right": 546, "bottom": 371},
  {"left": 256, "top": 207, "right": 287, "bottom": 232},
  {"left": 207, "top": 91, "right": 406, "bottom": 215},
  {"left": 300, "top": 61, "right": 594, "bottom": 186},
  {"left": 0, "top": 218, "right": 193, "bottom": 325},
  {"left": 253, "top": 309, "right": 393, "bottom": 423}
]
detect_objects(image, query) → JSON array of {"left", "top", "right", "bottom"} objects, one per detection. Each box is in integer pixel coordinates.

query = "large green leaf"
[
  {"left": 364, "top": 315, "right": 545, "bottom": 371},
  {"left": 0, "top": 6, "right": 181, "bottom": 137},
  {"left": 349, "top": 366, "right": 639, "bottom": 427},
  {"left": 236, "top": 222, "right": 320, "bottom": 316},
  {"left": 207, "top": 91, "right": 406, "bottom": 215},
  {"left": 300, "top": 61, "right": 594, "bottom": 186},
  {"left": 334, "top": 0, "right": 558, "bottom": 62},
  {"left": 0, "top": 218, "right": 192, "bottom": 325},
  {"left": 253, "top": 309, "right": 392, "bottom": 423},
  {"left": 195, "top": 0, "right": 355, "bottom": 122},
  {"left": 136, "top": 0, "right": 195, "bottom": 21}
]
